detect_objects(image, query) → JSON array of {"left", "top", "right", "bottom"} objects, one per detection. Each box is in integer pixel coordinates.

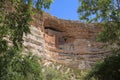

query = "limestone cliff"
[
  {"left": 23, "top": 12, "right": 45, "bottom": 57},
  {"left": 23, "top": 12, "right": 110, "bottom": 69},
  {"left": 43, "top": 13, "right": 110, "bottom": 69}
]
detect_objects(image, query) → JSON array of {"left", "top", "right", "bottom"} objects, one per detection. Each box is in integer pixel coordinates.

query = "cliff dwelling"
[
  {"left": 42, "top": 13, "right": 110, "bottom": 69},
  {"left": 23, "top": 12, "right": 110, "bottom": 69}
]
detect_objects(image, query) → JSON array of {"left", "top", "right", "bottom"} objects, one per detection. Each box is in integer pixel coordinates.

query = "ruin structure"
[{"left": 23, "top": 12, "right": 110, "bottom": 69}]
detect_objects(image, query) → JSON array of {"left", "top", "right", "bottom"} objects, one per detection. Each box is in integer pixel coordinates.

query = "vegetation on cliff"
[
  {"left": 1, "top": 0, "right": 120, "bottom": 80},
  {"left": 0, "top": 47, "right": 42, "bottom": 80},
  {"left": 78, "top": 0, "right": 120, "bottom": 80},
  {"left": 0, "top": 0, "right": 53, "bottom": 80}
]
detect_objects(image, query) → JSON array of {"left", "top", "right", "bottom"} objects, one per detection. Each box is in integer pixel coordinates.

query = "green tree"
[
  {"left": 0, "top": 0, "right": 53, "bottom": 50},
  {"left": 78, "top": 0, "right": 120, "bottom": 80},
  {"left": 78, "top": 0, "right": 120, "bottom": 46},
  {"left": 0, "top": 47, "right": 43, "bottom": 80},
  {"left": 0, "top": 0, "right": 53, "bottom": 80}
]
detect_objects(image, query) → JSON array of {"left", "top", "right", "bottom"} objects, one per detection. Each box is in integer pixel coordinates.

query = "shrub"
[
  {"left": 42, "top": 65, "right": 70, "bottom": 80},
  {"left": 0, "top": 47, "right": 42, "bottom": 80},
  {"left": 85, "top": 49, "right": 120, "bottom": 80}
]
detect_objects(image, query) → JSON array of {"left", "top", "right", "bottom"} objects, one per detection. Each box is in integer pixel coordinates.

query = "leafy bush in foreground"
[
  {"left": 0, "top": 47, "right": 42, "bottom": 80},
  {"left": 42, "top": 62, "right": 90, "bottom": 80},
  {"left": 85, "top": 50, "right": 120, "bottom": 80}
]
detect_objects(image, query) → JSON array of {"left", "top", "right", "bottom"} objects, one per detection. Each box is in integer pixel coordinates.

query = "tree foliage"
[
  {"left": 0, "top": 0, "right": 53, "bottom": 80},
  {"left": 78, "top": 0, "right": 120, "bottom": 46},
  {"left": 0, "top": 47, "right": 42, "bottom": 80},
  {"left": 0, "top": 0, "right": 53, "bottom": 51},
  {"left": 78, "top": 0, "right": 120, "bottom": 21},
  {"left": 78, "top": 0, "right": 120, "bottom": 80},
  {"left": 85, "top": 49, "right": 120, "bottom": 80}
]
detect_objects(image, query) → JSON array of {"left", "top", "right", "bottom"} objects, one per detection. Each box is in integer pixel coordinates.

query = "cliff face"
[
  {"left": 43, "top": 13, "right": 110, "bottom": 69},
  {"left": 23, "top": 12, "right": 110, "bottom": 69},
  {"left": 23, "top": 13, "right": 45, "bottom": 57}
]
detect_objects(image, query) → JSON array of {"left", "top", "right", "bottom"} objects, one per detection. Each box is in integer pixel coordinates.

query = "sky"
[{"left": 44, "top": 0, "right": 79, "bottom": 20}]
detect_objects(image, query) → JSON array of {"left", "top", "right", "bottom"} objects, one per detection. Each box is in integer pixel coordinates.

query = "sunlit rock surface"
[{"left": 23, "top": 12, "right": 110, "bottom": 69}]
